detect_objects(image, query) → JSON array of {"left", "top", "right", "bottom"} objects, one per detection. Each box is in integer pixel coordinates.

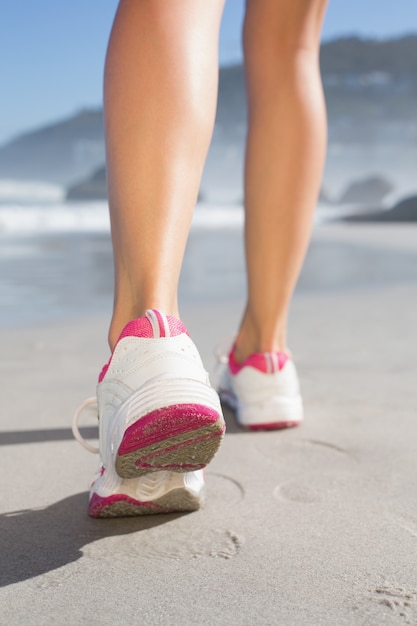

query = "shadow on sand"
[
  {"left": 0, "top": 492, "right": 186, "bottom": 588},
  {"left": 0, "top": 408, "right": 244, "bottom": 588}
]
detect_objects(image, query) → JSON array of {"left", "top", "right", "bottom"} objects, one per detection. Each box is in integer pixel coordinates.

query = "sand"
[{"left": 1, "top": 223, "right": 417, "bottom": 625}]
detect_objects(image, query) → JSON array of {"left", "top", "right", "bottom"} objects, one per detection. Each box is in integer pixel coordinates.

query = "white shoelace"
[
  {"left": 72, "top": 396, "right": 100, "bottom": 454},
  {"left": 214, "top": 335, "right": 235, "bottom": 365}
]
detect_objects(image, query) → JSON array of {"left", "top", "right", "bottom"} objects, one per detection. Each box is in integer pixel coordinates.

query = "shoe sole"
[
  {"left": 219, "top": 389, "right": 303, "bottom": 431},
  {"left": 89, "top": 486, "right": 202, "bottom": 518},
  {"left": 247, "top": 421, "right": 300, "bottom": 431},
  {"left": 115, "top": 402, "right": 225, "bottom": 478}
]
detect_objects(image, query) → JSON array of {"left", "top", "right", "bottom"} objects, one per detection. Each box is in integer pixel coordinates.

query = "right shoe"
[
  {"left": 217, "top": 345, "right": 303, "bottom": 430},
  {"left": 74, "top": 309, "right": 225, "bottom": 480}
]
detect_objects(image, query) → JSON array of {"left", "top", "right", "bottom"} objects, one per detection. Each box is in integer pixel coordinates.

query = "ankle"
[
  {"left": 109, "top": 314, "right": 129, "bottom": 351},
  {"left": 233, "top": 311, "right": 287, "bottom": 364}
]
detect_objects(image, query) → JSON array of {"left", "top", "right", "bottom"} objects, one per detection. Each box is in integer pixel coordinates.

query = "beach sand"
[{"left": 1, "top": 223, "right": 417, "bottom": 624}]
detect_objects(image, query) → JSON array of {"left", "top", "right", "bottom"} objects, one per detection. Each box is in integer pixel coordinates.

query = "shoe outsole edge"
[
  {"left": 115, "top": 403, "right": 225, "bottom": 478},
  {"left": 89, "top": 487, "right": 203, "bottom": 518}
]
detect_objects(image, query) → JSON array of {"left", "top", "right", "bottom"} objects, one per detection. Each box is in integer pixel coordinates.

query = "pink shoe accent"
[
  {"left": 133, "top": 431, "right": 221, "bottom": 471},
  {"left": 88, "top": 492, "right": 169, "bottom": 518},
  {"left": 98, "top": 363, "right": 109, "bottom": 383},
  {"left": 118, "top": 403, "right": 223, "bottom": 455},
  {"left": 118, "top": 317, "right": 156, "bottom": 341},
  {"left": 98, "top": 310, "right": 189, "bottom": 383},
  {"left": 117, "top": 312, "right": 187, "bottom": 342},
  {"left": 228, "top": 347, "right": 288, "bottom": 375}
]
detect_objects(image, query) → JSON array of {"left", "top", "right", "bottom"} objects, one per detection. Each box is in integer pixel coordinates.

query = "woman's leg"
[
  {"left": 234, "top": 0, "right": 328, "bottom": 362},
  {"left": 104, "top": 0, "right": 225, "bottom": 349}
]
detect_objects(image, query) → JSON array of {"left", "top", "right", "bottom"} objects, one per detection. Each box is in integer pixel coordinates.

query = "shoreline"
[{"left": 1, "top": 222, "right": 417, "bottom": 330}]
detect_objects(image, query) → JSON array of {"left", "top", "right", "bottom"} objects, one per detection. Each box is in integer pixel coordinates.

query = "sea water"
[
  {"left": 2, "top": 179, "right": 415, "bottom": 329},
  {"left": 0, "top": 180, "right": 250, "bottom": 327}
]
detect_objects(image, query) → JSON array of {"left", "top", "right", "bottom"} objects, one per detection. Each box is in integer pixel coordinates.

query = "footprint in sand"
[
  {"left": 141, "top": 474, "right": 245, "bottom": 561},
  {"left": 205, "top": 472, "right": 245, "bottom": 507},
  {"left": 84, "top": 523, "right": 244, "bottom": 563},
  {"left": 258, "top": 437, "right": 355, "bottom": 464},
  {"left": 355, "top": 585, "right": 417, "bottom": 625},
  {"left": 138, "top": 527, "right": 244, "bottom": 561},
  {"left": 264, "top": 439, "right": 355, "bottom": 505},
  {"left": 273, "top": 481, "right": 322, "bottom": 504}
]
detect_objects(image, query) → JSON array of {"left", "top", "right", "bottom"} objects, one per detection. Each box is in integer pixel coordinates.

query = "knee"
[{"left": 243, "top": 0, "right": 327, "bottom": 65}]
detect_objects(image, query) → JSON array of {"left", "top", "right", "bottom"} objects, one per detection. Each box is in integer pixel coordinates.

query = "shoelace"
[
  {"left": 212, "top": 335, "right": 235, "bottom": 389},
  {"left": 72, "top": 397, "right": 100, "bottom": 454},
  {"left": 214, "top": 334, "right": 235, "bottom": 365}
]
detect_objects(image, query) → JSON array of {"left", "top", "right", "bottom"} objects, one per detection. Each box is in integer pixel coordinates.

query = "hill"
[
  {"left": 1, "top": 35, "right": 417, "bottom": 190},
  {"left": 0, "top": 109, "right": 104, "bottom": 185}
]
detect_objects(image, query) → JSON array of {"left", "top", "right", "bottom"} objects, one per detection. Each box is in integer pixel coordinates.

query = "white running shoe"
[
  {"left": 217, "top": 345, "right": 303, "bottom": 430},
  {"left": 73, "top": 398, "right": 206, "bottom": 518},
  {"left": 72, "top": 309, "right": 224, "bottom": 516}
]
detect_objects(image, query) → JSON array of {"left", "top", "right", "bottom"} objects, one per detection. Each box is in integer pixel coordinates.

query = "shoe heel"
[{"left": 113, "top": 379, "right": 225, "bottom": 478}]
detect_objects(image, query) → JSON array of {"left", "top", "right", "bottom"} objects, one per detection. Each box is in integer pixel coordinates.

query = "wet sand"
[{"left": 1, "top": 223, "right": 417, "bottom": 624}]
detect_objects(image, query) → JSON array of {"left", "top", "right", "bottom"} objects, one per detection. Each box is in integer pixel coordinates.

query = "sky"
[{"left": 1, "top": 0, "right": 417, "bottom": 145}]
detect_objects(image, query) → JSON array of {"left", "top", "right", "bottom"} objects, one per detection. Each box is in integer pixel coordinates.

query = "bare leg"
[
  {"left": 234, "top": 0, "right": 328, "bottom": 362},
  {"left": 104, "top": 0, "right": 225, "bottom": 349}
]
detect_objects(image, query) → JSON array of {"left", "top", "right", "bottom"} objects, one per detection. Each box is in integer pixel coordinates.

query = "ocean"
[
  {"left": 2, "top": 180, "right": 416, "bottom": 329},
  {"left": 0, "top": 180, "right": 249, "bottom": 328}
]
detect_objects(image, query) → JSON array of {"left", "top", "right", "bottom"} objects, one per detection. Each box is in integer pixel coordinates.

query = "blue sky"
[{"left": 1, "top": 0, "right": 417, "bottom": 145}]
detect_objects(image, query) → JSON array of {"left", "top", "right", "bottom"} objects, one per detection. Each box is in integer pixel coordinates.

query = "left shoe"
[
  {"left": 95, "top": 309, "right": 225, "bottom": 478},
  {"left": 73, "top": 397, "right": 206, "bottom": 518},
  {"left": 72, "top": 309, "right": 224, "bottom": 517}
]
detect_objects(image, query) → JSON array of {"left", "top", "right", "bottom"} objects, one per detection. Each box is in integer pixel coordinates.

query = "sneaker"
[
  {"left": 75, "top": 309, "right": 224, "bottom": 481},
  {"left": 73, "top": 398, "right": 206, "bottom": 518},
  {"left": 217, "top": 345, "right": 303, "bottom": 430}
]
